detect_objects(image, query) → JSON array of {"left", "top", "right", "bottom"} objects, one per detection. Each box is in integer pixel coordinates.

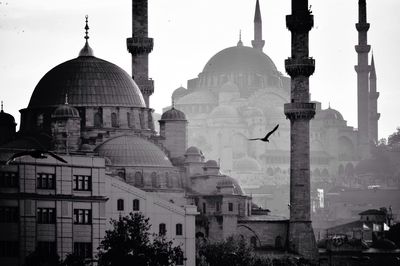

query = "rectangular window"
[
  {"left": 73, "top": 175, "right": 91, "bottom": 191},
  {"left": 159, "top": 223, "right": 166, "bottom": 235},
  {"left": 0, "top": 241, "right": 19, "bottom": 257},
  {"left": 73, "top": 209, "right": 92, "bottom": 224},
  {"left": 202, "top": 202, "right": 206, "bottom": 214},
  {"left": 228, "top": 203, "right": 233, "bottom": 212},
  {"left": 37, "top": 173, "right": 55, "bottom": 189},
  {"left": 0, "top": 206, "right": 19, "bottom": 223},
  {"left": 132, "top": 199, "right": 140, "bottom": 211},
  {"left": 176, "top": 223, "right": 183, "bottom": 236},
  {"left": 0, "top": 171, "right": 18, "bottom": 188},
  {"left": 216, "top": 202, "right": 221, "bottom": 212},
  {"left": 73, "top": 242, "right": 92, "bottom": 258},
  {"left": 37, "top": 241, "right": 56, "bottom": 256},
  {"left": 37, "top": 208, "right": 56, "bottom": 224}
]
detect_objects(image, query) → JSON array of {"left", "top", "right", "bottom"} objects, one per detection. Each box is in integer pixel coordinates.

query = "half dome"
[
  {"left": 161, "top": 107, "right": 186, "bottom": 121},
  {"left": 28, "top": 56, "right": 145, "bottom": 108}
]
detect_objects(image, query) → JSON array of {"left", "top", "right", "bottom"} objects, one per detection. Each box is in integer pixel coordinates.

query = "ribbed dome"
[
  {"left": 233, "top": 157, "right": 261, "bottom": 172},
  {"left": 203, "top": 46, "right": 277, "bottom": 74},
  {"left": 52, "top": 104, "right": 80, "bottom": 119},
  {"left": 160, "top": 107, "right": 186, "bottom": 121},
  {"left": 0, "top": 110, "right": 16, "bottom": 126},
  {"left": 217, "top": 175, "right": 243, "bottom": 195},
  {"left": 95, "top": 135, "right": 172, "bottom": 167},
  {"left": 185, "top": 146, "right": 202, "bottom": 155},
  {"left": 320, "top": 107, "right": 344, "bottom": 120},
  {"left": 172, "top": 86, "right": 187, "bottom": 99},
  {"left": 28, "top": 56, "right": 145, "bottom": 108}
]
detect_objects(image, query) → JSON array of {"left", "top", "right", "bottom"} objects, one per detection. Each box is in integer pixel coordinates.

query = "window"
[
  {"left": 176, "top": 251, "right": 184, "bottom": 265},
  {"left": 216, "top": 202, "right": 221, "bottom": 212},
  {"left": 166, "top": 172, "right": 172, "bottom": 188},
  {"left": 117, "top": 199, "right": 124, "bottom": 211},
  {"left": 37, "top": 241, "right": 56, "bottom": 256},
  {"left": 151, "top": 172, "right": 158, "bottom": 187},
  {"left": 159, "top": 223, "right": 166, "bottom": 235},
  {"left": 228, "top": 203, "right": 233, "bottom": 212},
  {"left": 127, "top": 112, "right": 132, "bottom": 128},
  {"left": 111, "top": 112, "right": 118, "bottom": 128},
  {"left": 0, "top": 241, "right": 19, "bottom": 257},
  {"left": 37, "top": 208, "right": 56, "bottom": 224},
  {"left": 135, "top": 172, "right": 144, "bottom": 187},
  {"left": 0, "top": 171, "right": 18, "bottom": 188},
  {"left": 176, "top": 223, "right": 183, "bottom": 236},
  {"left": 73, "top": 209, "right": 91, "bottom": 224},
  {"left": 74, "top": 242, "right": 92, "bottom": 258},
  {"left": 0, "top": 206, "right": 18, "bottom": 223},
  {"left": 37, "top": 173, "right": 55, "bottom": 189},
  {"left": 94, "top": 112, "right": 102, "bottom": 128},
  {"left": 133, "top": 199, "right": 140, "bottom": 211},
  {"left": 73, "top": 175, "right": 91, "bottom": 191}
]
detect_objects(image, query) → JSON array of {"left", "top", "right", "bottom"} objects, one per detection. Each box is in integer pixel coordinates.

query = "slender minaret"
[
  {"left": 251, "top": 0, "right": 265, "bottom": 51},
  {"left": 355, "top": 0, "right": 371, "bottom": 158},
  {"left": 284, "top": 0, "right": 318, "bottom": 260},
  {"left": 369, "top": 54, "right": 380, "bottom": 144},
  {"left": 127, "top": 0, "right": 154, "bottom": 107}
]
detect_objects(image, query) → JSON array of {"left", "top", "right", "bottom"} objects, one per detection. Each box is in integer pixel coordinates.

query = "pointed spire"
[
  {"left": 65, "top": 93, "right": 69, "bottom": 105},
  {"left": 237, "top": 30, "right": 243, "bottom": 47},
  {"left": 252, "top": 0, "right": 265, "bottom": 51},
  {"left": 370, "top": 53, "right": 376, "bottom": 79},
  {"left": 1, "top": 101, "right": 3, "bottom": 113},
  {"left": 172, "top": 98, "right": 175, "bottom": 109},
  {"left": 79, "top": 15, "right": 94, "bottom": 57},
  {"left": 254, "top": 0, "right": 261, "bottom": 22}
]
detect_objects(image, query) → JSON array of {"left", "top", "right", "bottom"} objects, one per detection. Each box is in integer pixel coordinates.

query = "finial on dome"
[
  {"left": 237, "top": 30, "right": 243, "bottom": 47},
  {"left": 65, "top": 93, "right": 69, "bottom": 105},
  {"left": 1, "top": 101, "right": 3, "bottom": 112},
  {"left": 172, "top": 99, "right": 175, "bottom": 109},
  {"left": 79, "top": 15, "right": 94, "bottom": 57},
  {"left": 328, "top": 102, "right": 331, "bottom": 109}
]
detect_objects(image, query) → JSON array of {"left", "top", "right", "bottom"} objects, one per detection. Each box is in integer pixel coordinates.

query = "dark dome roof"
[
  {"left": 95, "top": 135, "right": 172, "bottom": 167},
  {"left": 185, "top": 146, "right": 203, "bottom": 155},
  {"left": 205, "top": 160, "right": 219, "bottom": 168},
  {"left": 202, "top": 46, "right": 278, "bottom": 74},
  {"left": 217, "top": 175, "right": 244, "bottom": 195},
  {"left": 160, "top": 107, "right": 186, "bottom": 121},
  {"left": 28, "top": 56, "right": 145, "bottom": 108},
  {"left": 0, "top": 110, "right": 16, "bottom": 126},
  {"left": 52, "top": 104, "right": 80, "bottom": 119}
]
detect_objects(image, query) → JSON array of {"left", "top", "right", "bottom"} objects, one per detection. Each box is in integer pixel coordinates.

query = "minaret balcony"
[
  {"left": 354, "top": 64, "right": 371, "bottom": 73},
  {"left": 284, "top": 102, "right": 316, "bottom": 120},
  {"left": 136, "top": 78, "right": 154, "bottom": 96},
  {"left": 356, "top": 22, "right": 370, "bottom": 32},
  {"left": 355, "top": 44, "right": 371, "bottom": 53},
  {"left": 127, "top": 37, "right": 154, "bottom": 55},
  {"left": 286, "top": 14, "right": 313, "bottom": 33},
  {"left": 369, "top": 91, "right": 380, "bottom": 99},
  {"left": 285, "top": 58, "right": 315, "bottom": 77}
]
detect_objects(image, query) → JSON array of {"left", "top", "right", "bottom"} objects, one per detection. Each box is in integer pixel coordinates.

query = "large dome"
[
  {"left": 202, "top": 46, "right": 278, "bottom": 74},
  {"left": 28, "top": 56, "right": 146, "bottom": 108},
  {"left": 95, "top": 135, "right": 172, "bottom": 167}
]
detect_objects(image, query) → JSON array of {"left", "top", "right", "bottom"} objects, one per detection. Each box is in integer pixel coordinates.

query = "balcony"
[
  {"left": 127, "top": 37, "right": 154, "bottom": 55},
  {"left": 285, "top": 57, "right": 315, "bottom": 77},
  {"left": 286, "top": 14, "right": 314, "bottom": 33},
  {"left": 284, "top": 102, "right": 316, "bottom": 120}
]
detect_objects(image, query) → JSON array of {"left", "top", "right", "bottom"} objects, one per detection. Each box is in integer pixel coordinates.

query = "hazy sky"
[{"left": 0, "top": 0, "right": 399, "bottom": 139}]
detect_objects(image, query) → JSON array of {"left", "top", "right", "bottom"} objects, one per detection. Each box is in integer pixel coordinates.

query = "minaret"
[
  {"left": 369, "top": 54, "right": 380, "bottom": 143},
  {"left": 284, "top": 0, "right": 318, "bottom": 260},
  {"left": 355, "top": 0, "right": 371, "bottom": 158},
  {"left": 251, "top": 0, "right": 265, "bottom": 51},
  {"left": 127, "top": 0, "right": 154, "bottom": 107}
]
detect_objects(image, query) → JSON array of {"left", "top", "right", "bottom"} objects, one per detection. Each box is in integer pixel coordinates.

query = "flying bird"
[
  {"left": 248, "top": 124, "right": 279, "bottom": 142},
  {"left": 5, "top": 150, "right": 68, "bottom": 165}
]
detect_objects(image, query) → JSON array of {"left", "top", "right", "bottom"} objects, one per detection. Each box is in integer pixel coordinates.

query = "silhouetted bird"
[
  {"left": 6, "top": 150, "right": 68, "bottom": 165},
  {"left": 248, "top": 124, "right": 279, "bottom": 142}
]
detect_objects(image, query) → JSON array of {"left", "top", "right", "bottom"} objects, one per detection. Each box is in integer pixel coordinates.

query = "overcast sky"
[{"left": 0, "top": 0, "right": 399, "bottom": 139}]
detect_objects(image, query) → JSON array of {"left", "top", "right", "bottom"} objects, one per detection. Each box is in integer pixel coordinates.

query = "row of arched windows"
[
  {"left": 117, "top": 199, "right": 140, "bottom": 212},
  {"left": 158, "top": 223, "right": 183, "bottom": 236},
  {"left": 134, "top": 171, "right": 176, "bottom": 188},
  {"left": 93, "top": 109, "right": 146, "bottom": 129}
]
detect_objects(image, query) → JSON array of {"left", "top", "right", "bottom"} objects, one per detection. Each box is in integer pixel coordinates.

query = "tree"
[
  {"left": 387, "top": 223, "right": 400, "bottom": 248},
  {"left": 24, "top": 249, "right": 61, "bottom": 266},
  {"left": 97, "top": 212, "right": 183, "bottom": 266},
  {"left": 388, "top": 127, "right": 400, "bottom": 148}
]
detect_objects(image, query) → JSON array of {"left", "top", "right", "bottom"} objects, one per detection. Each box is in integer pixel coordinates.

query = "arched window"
[
  {"left": 275, "top": 236, "right": 283, "bottom": 249},
  {"left": 176, "top": 223, "right": 183, "bottom": 236},
  {"left": 117, "top": 199, "right": 124, "bottom": 211},
  {"left": 151, "top": 172, "right": 158, "bottom": 188},
  {"left": 133, "top": 199, "right": 140, "bottom": 211},
  {"left": 250, "top": 236, "right": 257, "bottom": 248},
  {"left": 94, "top": 112, "right": 102, "bottom": 128},
  {"left": 166, "top": 172, "right": 172, "bottom": 188},
  {"left": 37, "top": 114, "right": 44, "bottom": 128},
  {"left": 127, "top": 112, "right": 131, "bottom": 128},
  {"left": 111, "top": 113, "right": 118, "bottom": 128},
  {"left": 135, "top": 172, "right": 144, "bottom": 187},
  {"left": 159, "top": 223, "right": 166, "bottom": 235}
]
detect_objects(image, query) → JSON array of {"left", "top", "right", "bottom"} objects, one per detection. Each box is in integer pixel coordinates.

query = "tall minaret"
[
  {"left": 127, "top": 0, "right": 154, "bottom": 107},
  {"left": 355, "top": 0, "right": 371, "bottom": 159},
  {"left": 369, "top": 54, "right": 380, "bottom": 144},
  {"left": 284, "top": 0, "right": 318, "bottom": 260},
  {"left": 251, "top": 0, "right": 265, "bottom": 51}
]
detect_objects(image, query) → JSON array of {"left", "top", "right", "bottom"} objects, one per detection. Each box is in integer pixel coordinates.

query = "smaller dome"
[
  {"left": 205, "top": 160, "right": 219, "bottom": 168},
  {"left": 233, "top": 157, "right": 261, "bottom": 172},
  {"left": 210, "top": 105, "right": 239, "bottom": 119},
  {"left": 217, "top": 175, "right": 243, "bottom": 195},
  {"left": 185, "top": 146, "right": 203, "bottom": 155},
  {"left": 172, "top": 86, "right": 187, "bottom": 99},
  {"left": 320, "top": 107, "right": 344, "bottom": 120},
  {"left": 160, "top": 107, "right": 186, "bottom": 121},
  {"left": 0, "top": 109, "right": 16, "bottom": 126},
  {"left": 52, "top": 104, "right": 80, "bottom": 119},
  {"left": 219, "top": 81, "right": 239, "bottom": 92}
]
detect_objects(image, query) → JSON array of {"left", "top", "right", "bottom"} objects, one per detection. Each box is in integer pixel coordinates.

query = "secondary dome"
[
  {"left": 95, "top": 135, "right": 172, "bottom": 167},
  {"left": 161, "top": 107, "right": 186, "bottom": 121},
  {"left": 320, "top": 107, "right": 344, "bottom": 120},
  {"left": 233, "top": 157, "right": 261, "bottom": 172},
  {"left": 172, "top": 86, "right": 187, "bottom": 99},
  {"left": 52, "top": 104, "right": 80, "bottom": 119},
  {"left": 0, "top": 109, "right": 16, "bottom": 126},
  {"left": 202, "top": 46, "right": 278, "bottom": 74},
  {"left": 28, "top": 55, "right": 145, "bottom": 108}
]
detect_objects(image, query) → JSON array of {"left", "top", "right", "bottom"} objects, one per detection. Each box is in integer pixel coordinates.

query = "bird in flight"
[
  {"left": 248, "top": 124, "right": 279, "bottom": 142},
  {"left": 5, "top": 150, "right": 68, "bottom": 165}
]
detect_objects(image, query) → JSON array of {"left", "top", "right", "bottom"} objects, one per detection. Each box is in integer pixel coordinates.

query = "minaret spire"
[
  {"left": 251, "top": 0, "right": 265, "bottom": 51},
  {"left": 355, "top": 0, "right": 371, "bottom": 159},
  {"left": 369, "top": 53, "right": 380, "bottom": 144},
  {"left": 237, "top": 30, "right": 243, "bottom": 47},
  {"left": 127, "top": 0, "right": 154, "bottom": 108},
  {"left": 79, "top": 15, "right": 94, "bottom": 57}
]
